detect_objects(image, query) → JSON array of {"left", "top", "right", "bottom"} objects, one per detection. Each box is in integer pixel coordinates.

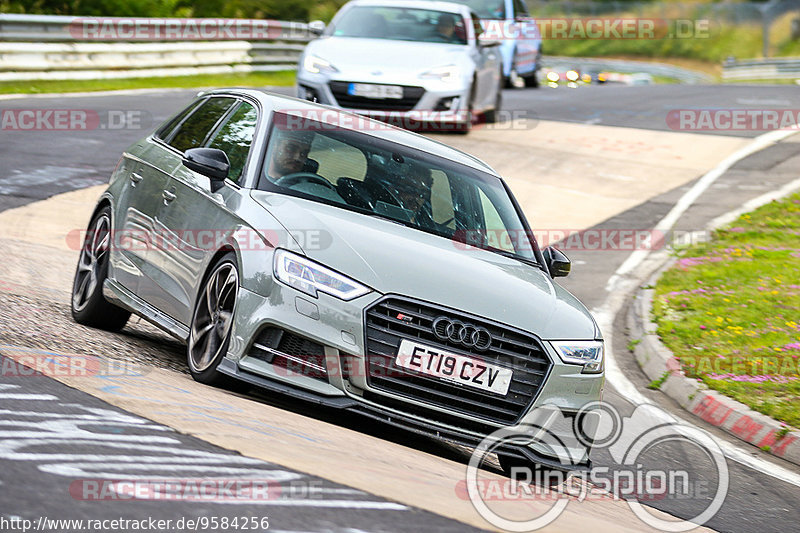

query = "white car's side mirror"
[{"left": 308, "top": 20, "right": 326, "bottom": 36}]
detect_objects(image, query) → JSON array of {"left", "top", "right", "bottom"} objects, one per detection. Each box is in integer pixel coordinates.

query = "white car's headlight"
[
  {"left": 552, "top": 341, "right": 604, "bottom": 374},
  {"left": 303, "top": 54, "right": 338, "bottom": 74},
  {"left": 419, "top": 65, "right": 461, "bottom": 84},
  {"left": 273, "top": 249, "right": 370, "bottom": 301}
]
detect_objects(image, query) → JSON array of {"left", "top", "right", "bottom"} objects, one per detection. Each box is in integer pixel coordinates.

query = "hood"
[
  {"left": 304, "top": 36, "right": 470, "bottom": 82},
  {"left": 252, "top": 192, "right": 598, "bottom": 340}
]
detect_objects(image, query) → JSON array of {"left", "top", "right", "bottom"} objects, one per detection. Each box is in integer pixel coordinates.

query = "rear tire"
[
  {"left": 524, "top": 71, "right": 540, "bottom": 88},
  {"left": 71, "top": 206, "right": 130, "bottom": 331},
  {"left": 187, "top": 253, "right": 239, "bottom": 387}
]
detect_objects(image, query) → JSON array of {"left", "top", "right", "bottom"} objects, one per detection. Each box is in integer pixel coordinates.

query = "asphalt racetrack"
[{"left": 1, "top": 83, "right": 800, "bottom": 532}]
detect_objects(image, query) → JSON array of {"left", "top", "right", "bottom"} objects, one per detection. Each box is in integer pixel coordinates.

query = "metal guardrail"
[
  {"left": 0, "top": 14, "right": 311, "bottom": 81},
  {"left": 722, "top": 57, "right": 800, "bottom": 80},
  {"left": 0, "top": 13, "right": 311, "bottom": 41}
]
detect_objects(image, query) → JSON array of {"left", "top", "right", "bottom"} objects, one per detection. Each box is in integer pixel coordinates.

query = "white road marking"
[
  {"left": 596, "top": 128, "right": 800, "bottom": 487},
  {"left": 605, "top": 127, "right": 797, "bottom": 292},
  {"left": 0, "top": 393, "right": 58, "bottom": 400},
  {"left": 0, "top": 393, "right": 409, "bottom": 512}
]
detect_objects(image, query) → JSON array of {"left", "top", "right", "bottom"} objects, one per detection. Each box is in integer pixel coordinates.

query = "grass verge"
[
  {"left": 652, "top": 192, "right": 800, "bottom": 428},
  {"left": 0, "top": 70, "right": 296, "bottom": 95}
]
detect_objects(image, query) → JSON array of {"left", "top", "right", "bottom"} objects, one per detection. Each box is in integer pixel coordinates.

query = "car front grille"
[
  {"left": 364, "top": 296, "right": 552, "bottom": 427},
  {"left": 329, "top": 81, "right": 424, "bottom": 111}
]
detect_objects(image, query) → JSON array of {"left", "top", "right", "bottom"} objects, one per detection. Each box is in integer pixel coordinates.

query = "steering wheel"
[{"left": 275, "top": 172, "right": 336, "bottom": 191}]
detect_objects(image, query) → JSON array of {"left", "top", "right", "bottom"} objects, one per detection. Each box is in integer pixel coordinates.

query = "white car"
[{"left": 296, "top": 0, "right": 504, "bottom": 132}]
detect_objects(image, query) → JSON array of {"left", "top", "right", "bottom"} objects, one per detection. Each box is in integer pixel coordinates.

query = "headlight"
[
  {"left": 419, "top": 65, "right": 461, "bottom": 84},
  {"left": 303, "top": 54, "right": 338, "bottom": 74},
  {"left": 552, "top": 340, "right": 604, "bottom": 374},
  {"left": 273, "top": 249, "right": 370, "bottom": 301}
]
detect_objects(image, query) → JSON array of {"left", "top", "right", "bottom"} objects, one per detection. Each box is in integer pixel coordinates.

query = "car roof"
[
  {"left": 342, "top": 0, "right": 473, "bottom": 16},
  {"left": 204, "top": 88, "right": 498, "bottom": 176}
]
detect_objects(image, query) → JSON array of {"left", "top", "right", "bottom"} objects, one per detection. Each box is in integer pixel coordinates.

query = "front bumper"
[
  {"left": 296, "top": 72, "right": 473, "bottom": 129},
  {"left": 223, "top": 278, "right": 603, "bottom": 469}
]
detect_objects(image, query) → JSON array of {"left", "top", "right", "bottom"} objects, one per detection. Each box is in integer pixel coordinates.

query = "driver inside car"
[
  {"left": 267, "top": 130, "right": 313, "bottom": 179},
  {"left": 393, "top": 164, "right": 437, "bottom": 227}
]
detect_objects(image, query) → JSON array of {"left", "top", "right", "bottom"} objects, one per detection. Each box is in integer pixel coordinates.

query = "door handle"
[
  {"left": 162, "top": 190, "right": 177, "bottom": 203},
  {"left": 130, "top": 172, "right": 143, "bottom": 184}
]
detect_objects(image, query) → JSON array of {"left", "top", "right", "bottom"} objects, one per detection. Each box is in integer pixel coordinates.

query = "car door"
[
  {"left": 110, "top": 107, "right": 203, "bottom": 296},
  {"left": 469, "top": 12, "right": 501, "bottom": 110},
  {"left": 148, "top": 99, "right": 258, "bottom": 326},
  {"left": 511, "top": 0, "right": 539, "bottom": 77},
  {"left": 134, "top": 96, "right": 239, "bottom": 322}
]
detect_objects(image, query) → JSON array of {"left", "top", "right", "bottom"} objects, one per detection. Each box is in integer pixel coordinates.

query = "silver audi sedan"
[
  {"left": 296, "top": 0, "right": 503, "bottom": 132},
  {"left": 71, "top": 89, "right": 603, "bottom": 474}
]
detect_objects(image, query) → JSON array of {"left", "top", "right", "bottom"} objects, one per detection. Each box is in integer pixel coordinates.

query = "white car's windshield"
[
  {"left": 330, "top": 6, "right": 469, "bottom": 45},
  {"left": 259, "top": 114, "right": 538, "bottom": 262}
]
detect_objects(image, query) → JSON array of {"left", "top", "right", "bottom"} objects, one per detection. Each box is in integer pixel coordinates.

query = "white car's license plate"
[
  {"left": 348, "top": 83, "right": 403, "bottom": 99},
  {"left": 395, "top": 339, "right": 512, "bottom": 395}
]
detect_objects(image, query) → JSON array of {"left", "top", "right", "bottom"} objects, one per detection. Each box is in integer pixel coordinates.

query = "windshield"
[
  {"left": 330, "top": 6, "right": 469, "bottom": 45},
  {"left": 258, "top": 114, "right": 537, "bottom": 262},
  {"left": 446, "top": 0, "right": 505, "bottom": 19}
]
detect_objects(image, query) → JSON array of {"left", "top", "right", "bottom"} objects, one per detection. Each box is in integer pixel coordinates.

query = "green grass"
[
  {"left": 652, "top": 192, "right": 800, "bottom": 427},
  {"left": 541, "top": 9, "right": 800, "bottom": 68},
  {"left": 546, "top": 24, "right": 763, "bottom": 65},
  {"left": 0, "top": 70, "right": 296, "bottom": 95}
]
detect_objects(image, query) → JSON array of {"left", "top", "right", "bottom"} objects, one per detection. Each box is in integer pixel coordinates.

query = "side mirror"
[
  {"left": 542, "top": 246, "right": 571, "bottom": 278},
  {"left": 308, "top": 20, "right": 326, "bottom": 36},
  {"left": 182, "top": 148, "right": 230, "bottom": 189}
]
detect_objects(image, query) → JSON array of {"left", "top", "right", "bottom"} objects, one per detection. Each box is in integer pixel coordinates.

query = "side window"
[
  {"left": 478, "top": 188, "right": 515, "bottom": 252},
  {"left": 207, "top": 102, "right": 258, "bottom": 184},
  {"left": 168, "top": 97, "right": 236, "bottom": 153},
  {"left": 308, "top": 135, "right": 367, "bottom": 184},
  {"left": 156, "top": 99, "right": 203, "bottom": 141},
  {"left": 430, "top": 170, "right": 455, "bottom": 227},
  {"left": 471, "top": 13, "right": 483, "bottom": 38},
  {"left": 513, "top": 0, "right": 528, "bottom": 18}
]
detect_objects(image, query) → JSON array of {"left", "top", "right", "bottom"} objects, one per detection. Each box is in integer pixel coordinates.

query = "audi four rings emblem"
[{"left": 432, "top": 317, "right": 492, "bottom": 351}]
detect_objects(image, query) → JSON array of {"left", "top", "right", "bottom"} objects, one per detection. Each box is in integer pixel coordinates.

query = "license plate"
[
  {"left": 348, "top": 83, "right": 403, "bottom": 99},
  {"left": 395, "top": 340, "right": 512, "bottom": 395}
]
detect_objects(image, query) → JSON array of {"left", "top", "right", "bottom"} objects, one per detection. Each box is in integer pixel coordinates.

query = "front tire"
[
  {"left": 483, "top": 77, "right": 503, "bottom": 124},
  {"left": 71, "top": 205, "right": 130, "bottom": 331},
  {"left": 187, "top": 253, "right": 239, "bottom": 386}
]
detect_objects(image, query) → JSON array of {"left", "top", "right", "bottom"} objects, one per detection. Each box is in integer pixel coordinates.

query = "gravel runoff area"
[{"left": 0, "top": 274, "right": 188, "bottom": 375}]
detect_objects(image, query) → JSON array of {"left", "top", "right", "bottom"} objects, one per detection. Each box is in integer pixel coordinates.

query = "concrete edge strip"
[{"left": 627, "top": 176, "right": 800, "bottom": 467}]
